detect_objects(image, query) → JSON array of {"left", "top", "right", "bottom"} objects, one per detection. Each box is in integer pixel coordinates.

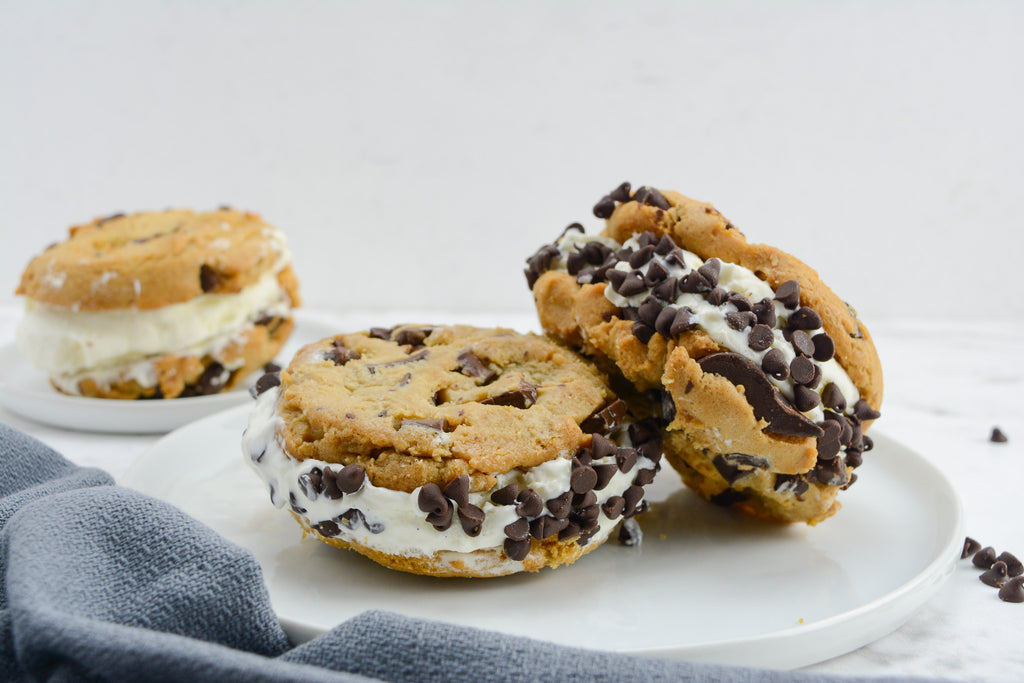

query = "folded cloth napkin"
[{"left": 1, "top": 423, "right": 946, "bottom": 683}]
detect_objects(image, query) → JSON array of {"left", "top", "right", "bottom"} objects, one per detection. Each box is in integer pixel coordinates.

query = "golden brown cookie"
[
  {"left": 14, "top": 208, "right": 301, "bottom": 399},
  {"left": 525, "top": 183, "right": 883, "bottom": 525},
  {"left": 242, "top": 324, "right": 663, "bottom": 577}
]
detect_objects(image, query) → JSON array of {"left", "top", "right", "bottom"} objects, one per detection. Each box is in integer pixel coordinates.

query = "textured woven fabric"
[{"left": 0, "top": 423, "right": 944, "bottom": 682}]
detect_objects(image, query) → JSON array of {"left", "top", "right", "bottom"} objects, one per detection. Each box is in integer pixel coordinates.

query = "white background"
[{"left": 2, "top": 1, "right": 1022, "bottom": 324}]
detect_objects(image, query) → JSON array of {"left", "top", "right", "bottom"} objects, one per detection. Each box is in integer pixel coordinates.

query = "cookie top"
[
  {"left": 595, "top": 184, "right": 883, "bottom": 411},
  {"left": 16, "top": 208, "right": 292, "bottom": 311},
  {"left": 273, "top": 325, "right": 618, "bottom": 493}
]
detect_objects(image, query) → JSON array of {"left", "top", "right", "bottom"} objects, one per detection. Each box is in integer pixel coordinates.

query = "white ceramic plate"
[
  {"left": 122, "top": 409, "right": 963, "bottom": 669},
  {"left": 0, "top": 312, "right": 339, "bottom": 434}
]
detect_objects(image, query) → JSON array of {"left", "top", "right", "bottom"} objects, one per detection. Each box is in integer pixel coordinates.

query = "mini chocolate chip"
[
  {"left": 515, "top": 489, "right": 544, "bottom": 518},
  {"left": 546, "top": 491, "right": 573, "bottom": 519},
  {"left": 790, "top": 330, "right": 815, "bottom": 357},
  {"left": 973, "top": 546, "right": 998, "bottom": 569},
  {"left": 774, "top": 473, "right": 809, "bottom": 496},
  {"left": 788, "top": 307, "right": 822, "bottom": 331},
  {"left": 593, "top": 195, "right": 616, "bottom": 218},
  {"left": 752, "top": 298, "right": 777, "bottom": 327},
  {"left": 669, "top": 307, "right": 697, "bottom": 336},
  {"left": 961, "top": 537, "right": 982, "bottom": 559},
  {"left": 443, "top": 475, "right": 470, "bottom": 507},
  {"left": 609, "top": 182, "right": 632, "bottom": 202},
  {"left": 559, "top": 222, "right": 585, "bottom": 239},
  {"left": 790, "top": 356, "right": 817, "bottom": 386},
  {"left": 578, "top": 504, "right": 601, "bottom": 523},
  {"left": 312, "top": 520, "right": 340, "bottom": 538},
  {"left": 481, "top": 381, "right": 538, "bottom": 409},
  {"left": 591, "top": 433, "right": 618, "bottom": 460},
  {"left": 706, "top": 287, "right": 728, "bottom": 306},
  {"left": 775, "top": 280, "right": 800, "bottom": 309},
  {"left": 592, "top": 463, "right": 618, "bottom": 490},
  {"left": 199, "top": 264, "right": 221, "bottom": 292},
  {"left": 321, "top": 467, "right": 342, "bottom": 500},
  {"left": 426, "top": 505, "right": 454, "bottom": 531},
  {"left": 794, "top": 384, "right": 822, "bottom": 412},
  {"left": 821, "top": 383, "right": 847, "bottom": 412},
  {"left": 998, "top": 576, "right": 1024, "bottom": 603},
  {"left": 853, "top": 400, "right": 881, "bottom": 422},
  {"left": 638, "top": 296, "right": 663, "bottom": 327},
  {"left": 573, "top": 490, "right": 598, "bottom": 509},
  {"left": 699, "top": 352, "right": 823, "bottom": 438},
  {"left": 338, "top": 508, "right": 365, "bottom": 530},
  {"left": 601, "top": 496, "right": 625, "bottom": 519},
  {"left": 631, "top": 322, "right": 655, "bottom": 343},
  {"left": 651, "top": 277, "right": 678, "bottom": 302},
  {"left": 726, "top": 311, "right": 757, "bottom": 331},
  {"left": 615, "top": 448, "right": 637, "bottom": 473},
  {"left": 643, "top": 260, "right": 669, "bottom": 287},
  {"left": 298, "top": 472, "right": 320, "bottom": 499},
  {"left": 249, "top": 371, "right": 281, "bottom": 398},
  {"left": 566, "top": 250, "right": 587, "bottom": 275},
  {"left": 457, "top": 504, "right": 485, "bottom": 536},
  {"left": 629, "top": 245, "right": 656, "bottom": 268},
  {"left": 634, "top": 468, "right": 657, "bottom": 486},
  {"left": 622, "top": 485, "right": 644, "bottom": 514},
  {"left": 997, "top": 552, "right": 1024, "bottom": 577},
  {"left": 812, "top": 333, "right": 836, "bottom": 362},
  {"left": 504, "top": 537, "right": 531, "bottom": 561},
  {"left": 574, "top": 449, "right": 593, "bottom": 467},
  {"left": 981, "top": 561, "right": 1009, "bottom": 587},
  {"left": 558, "top": 521, "right": 582, "bottom": 541},
  {"left": 457, "top": 350, "right": 497, "bottom": 384},
  {"left": 762, "top": 348, "right": 790, "bottom": 380},
  {"left": 698, "top": 258, "right": 721, "bottom": 286},
  {"left": 504, "top": 517, "right": 530, "bottom": 541},
  {"left": 618, "top": 518, "right": 643, "bottom": 547},
  {"left": 654, "top": 306, "right": 678, "bottom": 337},
  {"left": 747, "top": 324, "right": 774, "bottom": 351},
  {"left": 990, "top": 427, "right": 1009, "bottom": 443},
  {"left": 418, "top": 483, "right": 448, "bottom": 515},
  {"left": 679, "top": 271, "right": 712, "bottom": 294},
  {"left": 605, "top": 268, "right": 627, "bottom": 292},
  {"left": 654, "top": 234, "right": 676, "bottom": 255},
  {"left": 570, "top": 465, "right": 599, "bottom": 494},
  {"left": 628, "top": 418, "right": 661, "bottom": 447},
  {"left": 336, "top": 465, "right": 366, "bottom": 494},
  {"left": 530, "top": 515, "right": 568, "bottom": 540},
  {"left": 491, "top": 483, "right": 519, "bottom": 506},
  {"left": 633, "top": 186, "right": 670, "bottom": 209},
  {"left": 619, "top": 271, "right": 647, "bottom": 297},
  {"left": 816, "top": 421, "right": 843, "bottom": 460}
]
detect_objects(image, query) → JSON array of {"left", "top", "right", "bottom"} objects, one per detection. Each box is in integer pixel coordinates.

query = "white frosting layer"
[
  {"left": 552, "top": 231, "right": 862, "bottom": 423},
  {"left": 243, "top": 386, "right": 654, "bottom": 574},
  {"left": 17, "top": 267, "right": 292, "bottom": 387}
]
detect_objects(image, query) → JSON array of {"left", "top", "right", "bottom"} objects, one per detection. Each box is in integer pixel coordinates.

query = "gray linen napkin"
[{"left": 0, "top": 422, "right": 946, "bottom": 682}]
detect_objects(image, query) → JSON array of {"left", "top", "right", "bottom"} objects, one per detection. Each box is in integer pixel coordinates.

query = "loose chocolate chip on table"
[
  {"left": 998, "top": 576, "right": 1024, "bottom": 603},
  {"left": 997, "top": 552, "right": 1024, "bottom": 577},
  {"left": 973, "top": 546, "right": 998, "bottom": 569},
  {"left": 457, "top": 350, "right": 497, "bottom": 384},
  {"left": 457, "top": 504, "right": 485, "bottom": 536},
  {"left": 774, "top": 280, "right": 801, "bottom": 309},
  {"left": 981, "top": 561, "right": 1009, "bottom": 587},
  {"left": 990, "top": 427, "right": 1009, "bottom": 443},
  {"left": 580, "top": 399, "right": 628, "bottom": 435},
  {"left": 961, "top": 536, "right": 982, "bottom": 559},
  {"left": 515, "top": 489, "right": 544, "bottom": 518},
  {"left": 618, "top": 518, "right": 643, "bottom": 547},
  {"left": 747, "top": 324, "right": 775, "bottom": 351},
  {"left": 491, "top": 483, "right": 519, "bottom": 506},
  {"left": 699, "top": 352, "right": 823, "bottom": 438},
  {"left": 443, "top": 475, "right": 470, "bottom": 507},
  {"left": 504, "top": 537, "right": 532, "bottom": 561}
]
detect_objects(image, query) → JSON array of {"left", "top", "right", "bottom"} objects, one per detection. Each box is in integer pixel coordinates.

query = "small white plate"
[
  {"left": 0, "top": 312, "right": 339, "bottom": 434},
  {"left": 122, "top": 410, "right": 963, "bottom": 670}
]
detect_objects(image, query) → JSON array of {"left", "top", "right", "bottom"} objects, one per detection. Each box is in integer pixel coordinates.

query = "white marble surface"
[{"left": 1, "top": 304, "right": 1020, "bottom": 681}]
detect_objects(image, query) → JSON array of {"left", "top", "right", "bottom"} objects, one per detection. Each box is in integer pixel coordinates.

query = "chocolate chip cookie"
[
  {"left": 243, "top": 324, "right": 662, "bottom": 577},
  {"left": 526, "top": 184, "right": 883, "bottom": 524},
  {"left": 14, "top": 208, "right": 301, "bottom": 399}
]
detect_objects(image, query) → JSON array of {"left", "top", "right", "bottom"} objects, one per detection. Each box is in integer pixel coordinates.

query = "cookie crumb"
[{"left": 989, "top": 427, "right": 1008, "bottom": 443}]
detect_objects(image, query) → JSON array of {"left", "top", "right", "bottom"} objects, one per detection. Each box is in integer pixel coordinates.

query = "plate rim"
[{"left": 122, "top": 406, "right": 963, "bottom": 669}]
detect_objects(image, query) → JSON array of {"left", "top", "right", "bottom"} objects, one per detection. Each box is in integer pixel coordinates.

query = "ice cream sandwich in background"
[{"left": 15, "top": 208, "right": 301, "bottom": 399}]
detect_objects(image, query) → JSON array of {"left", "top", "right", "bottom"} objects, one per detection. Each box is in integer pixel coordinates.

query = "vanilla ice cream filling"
[
  {"left": 16, "top": 267, "right": 293, "bottom": 388},
  {"left": 243, "top": 386, "right": 655, "bottom": 572},
  {"left": 552, "top": 231, "right": 862, "bottom": 424}
]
